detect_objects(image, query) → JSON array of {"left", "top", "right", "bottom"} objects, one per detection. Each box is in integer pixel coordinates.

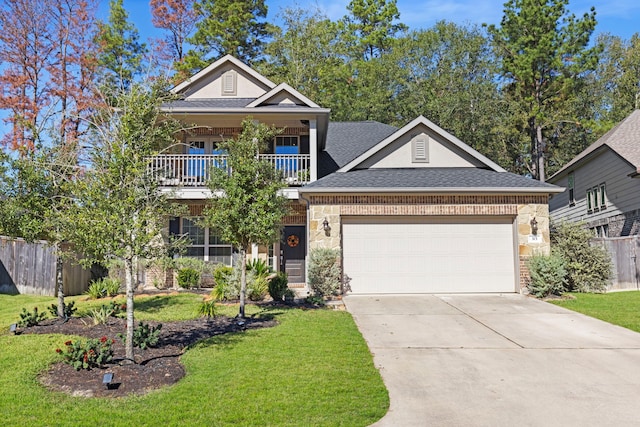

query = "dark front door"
[{"left": 282, "top": 226, "right": 306, "bottom": 284}]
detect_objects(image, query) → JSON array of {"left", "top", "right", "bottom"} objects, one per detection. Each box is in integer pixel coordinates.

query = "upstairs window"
[
  {"left": 586, "top": 183, "right": 606, "bottom": 214},
  {"left": 568, "top": 172, "right": 575, "bottom": 206}
]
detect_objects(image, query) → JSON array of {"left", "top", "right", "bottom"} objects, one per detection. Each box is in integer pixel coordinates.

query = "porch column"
[
  {"left": 309, "top": 119, "right": 317, "bottom": 182},
  {"left": 251, "top": 243, "right": 259, "bottom": 261}
]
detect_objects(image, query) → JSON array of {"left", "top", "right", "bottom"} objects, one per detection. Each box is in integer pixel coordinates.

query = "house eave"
[
  {"left": 299, "top": 187, "right": 564, "bottom": 195},
  {"left": 160, "top": 107, "right": 331, "bottom": 115}
]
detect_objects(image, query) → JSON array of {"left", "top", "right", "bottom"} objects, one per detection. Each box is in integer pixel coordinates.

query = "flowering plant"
[{"left": 56, "top": 336, "right": 115, "bottom": 370}]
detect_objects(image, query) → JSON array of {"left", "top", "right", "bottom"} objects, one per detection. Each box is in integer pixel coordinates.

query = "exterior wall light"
[
  {"left": 322, "top": 218, "right": 331, "bottom": 232},
  {"left": 530, "top": 217, "right": 538, "bottom": 236}
]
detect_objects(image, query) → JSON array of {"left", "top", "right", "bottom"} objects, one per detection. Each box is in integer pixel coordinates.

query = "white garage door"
[{"left": 342, "top": 216, "right": 517, "bottom": 294}]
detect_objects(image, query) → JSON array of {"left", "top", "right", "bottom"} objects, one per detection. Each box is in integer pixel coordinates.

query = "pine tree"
[{"left": 180, "top": 0, "right": 271, "bottom": 74}]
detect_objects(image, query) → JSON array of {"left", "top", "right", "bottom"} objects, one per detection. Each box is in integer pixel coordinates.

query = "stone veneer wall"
[
  {"left": 587, "top": 208, "right": 640, "bottom": 237},
  {"left": 307, "top": 194, "right": 551, "bottom": 291}
]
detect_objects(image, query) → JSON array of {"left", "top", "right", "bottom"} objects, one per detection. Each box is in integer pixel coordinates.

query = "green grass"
[
  {"left": 549, "top": 291, "right": 640, "bottom": 333},
  {"left": 0, "top": 294, "right": 388, "bottom": 426}
]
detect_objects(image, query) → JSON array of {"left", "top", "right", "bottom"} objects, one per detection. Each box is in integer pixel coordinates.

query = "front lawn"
[
  {"left": 549, "top": 291, "right": 640, "bottom": 333},
  {"left": 0, "top": 294, "right": 388, "bottom": 426}
]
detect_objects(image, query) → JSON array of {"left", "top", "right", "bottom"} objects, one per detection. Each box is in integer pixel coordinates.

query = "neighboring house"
[
  {"left": 548, "top": 110, "right": 640, "bottom": 237},
  {"left": 150, "top": 55, "right": 562, "bottom": 294}
]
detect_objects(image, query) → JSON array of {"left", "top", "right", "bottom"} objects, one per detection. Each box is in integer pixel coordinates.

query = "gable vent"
[
  {"left": 412, "top": 134, "right": 429, "bottom": 163},
  {"left": 222, "top": 70, "right": 237, "bottom": 96}
]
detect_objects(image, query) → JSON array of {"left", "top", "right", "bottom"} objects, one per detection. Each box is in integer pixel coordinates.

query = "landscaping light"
[
  {"left": 530, "top": 217, "right": 538, "bottom": 236},
  {"left": 322, "top": 218, "right": 331, "bottom": 232},
  {"left": 103, "top": 373, "right": 114, "bottom": 389},
  {"left": 9, "top": 324, "right": 17, "bottom": 334}
]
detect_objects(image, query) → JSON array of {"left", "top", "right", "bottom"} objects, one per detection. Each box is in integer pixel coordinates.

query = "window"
[
  {"left": 412, "top": 133, "right": 429, "bottom": 163},
  {"left": 586, "top": 183, "right": 607, "bottom": 213},
  {"left": 181, "top": 217, "right": 232, "bottom": 264},
  {"left": 568, "top": 172, "right": 575, "bottom": 206},
  {"left": 275, "top": 136, "right": 299, "bottom": 154},
  {"left": 599, "top": 184, "right": 607, "bottom": 209}
]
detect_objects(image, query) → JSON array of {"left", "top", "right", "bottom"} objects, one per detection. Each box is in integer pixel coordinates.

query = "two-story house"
[{"left": 152, "top": 55, "right": 562, "bottom": 294}]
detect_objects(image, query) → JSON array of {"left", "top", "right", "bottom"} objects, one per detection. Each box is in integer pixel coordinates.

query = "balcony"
[{"left": 148, "top": 154, "right": 311, "bottom": 187}]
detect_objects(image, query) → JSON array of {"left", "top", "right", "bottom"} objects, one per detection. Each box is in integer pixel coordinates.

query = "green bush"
[
  {"left": 85, "top": 278, "right": 121, "bottom": 299},
  {"left": 247, "top": 258, "right": 272, "bottom": 276},
  {"left": 17, "top": 307, "right": 47, "bottom": 327},
  {"left": 527, "top": 253, "right": 568, "bottom": 298},
  {"left": 48, "top": 301, "right": 77, "bottom": 318},
  {"left": 308, "top": 248, "right": 342, "bottom": 298},
  {"left": 177, "top": 268, "right": 200, "bottom": 289},
  {"left": 197, "top": 300, "right": 218, "bottom": 318},
  {"left": 211, "top": 264, "right": 235, "bottom": 301},
  {"left": 88, "top": 301, "right": 125, "bottom": 325},
  {"left": 551, "top": 222, "right": 612, "bottom": 292},
  {"left": 57, "top": 336, "right": 114, "bottom": 370},
  {"left": 268, "top": 272, "right": 289, "bottom": 302},
  {"left": 247, "top": 271, "right": 269, "bottom": 301},
  {"left": 119, "top": 322, "right": 162, "bottom": 349}
]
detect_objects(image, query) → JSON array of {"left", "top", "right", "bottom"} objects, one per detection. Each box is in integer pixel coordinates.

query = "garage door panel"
[{"left": 342, "top": 216, "right": 516, "bottom": 294}]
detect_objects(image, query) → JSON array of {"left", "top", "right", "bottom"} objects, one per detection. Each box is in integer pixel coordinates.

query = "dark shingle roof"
[
  {"left": 550, "top": 109, "right": 640, "bottom": 180},
  {"left": 162, "top": 98, "right": 256, "bottom": 109},
  {"left": 319, "top": 121, "right": 398, "bottom": 177},
  {"left": 303, "top": 168, "right": 561, "bottom": 192}
]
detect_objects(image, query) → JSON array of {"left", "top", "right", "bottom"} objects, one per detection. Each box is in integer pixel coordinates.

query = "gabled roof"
[
  {"left": 301, "top": 168, "right": 562, "bottom": 193},
  {"left": 171, "top": 55, "right": 276, "bottom": 94},
  {"left": 318, "top": 121, "right": 398, "bottom": 177},
  {"left": 550, "top": 110, "right": 640, "bottom": 180},
  {"left": 339, "top": 115, "right": 506, "bottom": 173},
  {"left": 246, "top": 83, "right": 321, "bottom": 108}
]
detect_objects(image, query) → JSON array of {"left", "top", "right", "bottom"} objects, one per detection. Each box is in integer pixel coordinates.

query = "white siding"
[{"left": 550, "top": 149, "right": 640, "bottom": 224}]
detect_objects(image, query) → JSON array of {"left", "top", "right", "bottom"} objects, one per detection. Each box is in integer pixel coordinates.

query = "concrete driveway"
[{"left": 344, "top": 294, "right": 640, "bottom": 426}]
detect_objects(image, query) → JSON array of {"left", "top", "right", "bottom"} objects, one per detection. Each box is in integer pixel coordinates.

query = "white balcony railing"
[{"left": 148, "top": 154, "right": 311, "bottom": 187}]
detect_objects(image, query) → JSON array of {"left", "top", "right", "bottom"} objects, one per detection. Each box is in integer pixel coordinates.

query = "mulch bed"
[{"left": 21, "top": 314, "right": 277, "bottom": 398}]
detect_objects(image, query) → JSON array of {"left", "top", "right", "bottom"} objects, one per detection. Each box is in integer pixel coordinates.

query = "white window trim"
[{"left": 181, "top": 217, "right": 233, "bottom": 265}]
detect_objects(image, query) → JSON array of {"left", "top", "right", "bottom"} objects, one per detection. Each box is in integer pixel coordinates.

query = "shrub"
[
  {"left": 268, "top": 272, "right": 289, "bottom": 302},
  {"left": 247, "top": 271, "right": 269, "bottom": 301},
  {"left": 57, "top": 336, "right": 114, "bottom": 370},
  {"left": 86, "top": 278, "right": 122, "bottom": 299},
  {"left": 88, "top": 301, "right": 125, "bottom": 325},
  {"left": 17, "top": 307, "right": 47, "bottom": 327},
  {"left": 247, "top": 258, "right": 272, "bottom": 277},
  {"left": 103, "top": 278, "right": 122, "bottom": 297},
  {"left": 211, "top": 264, "right": 235, "bottom": 301},
  {"left": 177, "top": 268, "right": 200, "bottom": 289},
  {"left": 527, "top": 254, "right": 568, "bottom": 298},
  {"left": 308, "top": 248, "right": 342, "bottom": 298},
  {"left": 48, "top": 301, "right": 77, "bottom": 318},
  {"left": 197, "top": 300, "right": 218, "bottom": 318},
  {"left": 551, "top": 222, "right": 612, "bottom": 292},
  {"left": 119, "top": 322, "right": 162, "bottom": 349}
]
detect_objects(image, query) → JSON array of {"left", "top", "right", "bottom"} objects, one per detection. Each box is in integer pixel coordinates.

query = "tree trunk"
[
  {"left": 239, "top": 247, "right": 247, "bottom": 318},
  {"left": 55, "top": 243, "right": 65, "bottom": 318},
  {"left": 124, "top": 256, "right": 135, "bottom": 362}
]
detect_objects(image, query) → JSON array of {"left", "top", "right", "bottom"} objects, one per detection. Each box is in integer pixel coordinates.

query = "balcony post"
[{"left": 309, "top": 119, "right": 317, "bottom": 182}]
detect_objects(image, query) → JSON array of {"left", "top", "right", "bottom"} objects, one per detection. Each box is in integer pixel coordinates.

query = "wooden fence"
[
  {"left": 593, "top": 236, "right": 640, "bottom": 291},
  {"left": 0, "top": 236, "right": 92, "bottom": 296}
]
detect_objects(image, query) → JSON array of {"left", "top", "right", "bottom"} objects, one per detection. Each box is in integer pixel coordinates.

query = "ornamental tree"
[
  {"left": 202, "top": 118, "right": 289, "bottom": 318},
  {"left": 69, "top": 81, "right": 184, "bottom": 361}
]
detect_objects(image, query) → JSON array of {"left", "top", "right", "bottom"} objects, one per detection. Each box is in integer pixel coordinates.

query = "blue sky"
[{"left": 110, "top": 0, "right": 640, "bottom": 43}]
